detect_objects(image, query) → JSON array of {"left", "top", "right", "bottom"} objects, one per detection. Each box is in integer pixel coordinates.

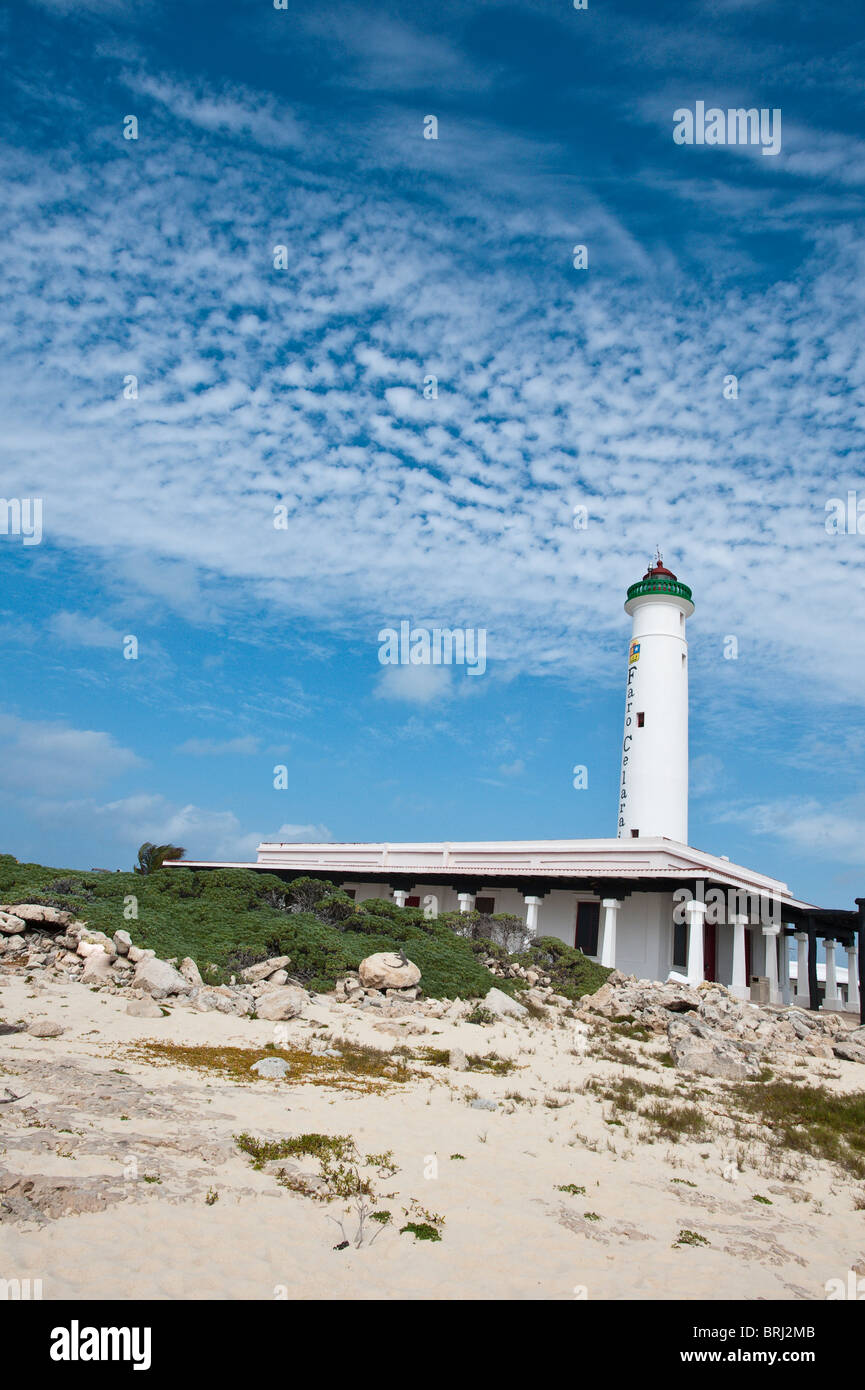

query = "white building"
[{"left": 171, "top": 556, "right": 864, "bottom": 1017}]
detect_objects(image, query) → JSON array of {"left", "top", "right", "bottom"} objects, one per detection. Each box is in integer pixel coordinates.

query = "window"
[
  {"left": 672, "top": 922, "right": 688, "bottom": 970},
  {"left": 575, "top": 901, "right": 600, "bottom": 955},
  {"left": 406, "top": 896, "right": 420, "bottom": 908},
  {"left": 343, "top": 888, "right": 356, "bottom": 900},
  {"left": 631, "top": 828, "right": 639, "bottom": 838},
  {"left": 475, "top": 896, "right": 495, "bottom": 914},
  {"left": 637, "top": 711, "right": 645, "bottom": 727}
]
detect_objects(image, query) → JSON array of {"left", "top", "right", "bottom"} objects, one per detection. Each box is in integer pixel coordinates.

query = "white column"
[
  {"left": 763, "top": 925, "right": 780, "bottom": 1004},
  {"left": 730, "top": 914, "right": 748, "bottom": 1000},
  {"left": 794, "top": 931, "right": 810, "bottom": 1008},
  {"left": 598, "top": 899, "right": 622, "bottom": 969},
  {"left": 778, "top": 931, "right": 792, "bottom": 1005},
  {"left": 392, "top": 889, "right": 408, "bottom": 908},
  {"left": 685, "top": 899, "right": 706, "bottom": 987},
  {"left": 524, "top": 895, "right": 542, "bottom": 938},
  {"left": 457, "top": 892, "right": 474, "bottom": 914},
  {"left": 823, "top": 939, "right": 842, "bottom": 1011},
  {"left": 847, "top": 942, "right": 860, "bottom": 1015}
]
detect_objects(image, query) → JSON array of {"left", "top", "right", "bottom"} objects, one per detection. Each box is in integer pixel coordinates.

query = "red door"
[{"left": 703, "top": 920, "right": 717, "bottom": 983}]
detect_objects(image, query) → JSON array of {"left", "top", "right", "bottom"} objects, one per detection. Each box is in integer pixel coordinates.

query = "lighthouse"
[{"left": 617, "top": 553, "right": 694, "bottom": 843}]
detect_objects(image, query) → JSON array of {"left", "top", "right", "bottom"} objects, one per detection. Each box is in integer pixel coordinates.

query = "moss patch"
[{"left": 123, "top": 1040, "right": 410, "bottom": 1091}]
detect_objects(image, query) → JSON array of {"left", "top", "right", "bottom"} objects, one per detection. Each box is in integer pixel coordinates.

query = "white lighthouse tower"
[{"left": 617, "top": 553, "right": 694, "bottom": 843}]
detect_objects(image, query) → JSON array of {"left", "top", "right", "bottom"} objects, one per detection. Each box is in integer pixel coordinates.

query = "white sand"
[{"left": 1, "top": 969, "right": 863, "bottom": 1300}]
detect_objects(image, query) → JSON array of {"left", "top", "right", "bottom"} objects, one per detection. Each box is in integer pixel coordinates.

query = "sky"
[{"left": 0, "top": 0, "right": 863, "bottom": 908}]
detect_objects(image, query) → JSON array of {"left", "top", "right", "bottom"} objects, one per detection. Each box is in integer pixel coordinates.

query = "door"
[
  {"left": 703, "top": 919, "right": 717, "bottom": 983},
  {"left": 575, "top": 901, "right": 600, "bottom": 956}
]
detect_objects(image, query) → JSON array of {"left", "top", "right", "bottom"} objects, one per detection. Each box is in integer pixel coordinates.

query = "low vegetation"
[
  {"left": 0, "top": 857, "right": 506, "bottom": 998},
  {"left": 726, "top": 1080, "right": 865, "bottom": 1180},
  {"left": 125, "top": 1039, "right": 410, "bottom": 1090}
]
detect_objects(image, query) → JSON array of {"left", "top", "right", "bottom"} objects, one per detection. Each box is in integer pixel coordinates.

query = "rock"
[
  {"left": 470, "top": 1098, "right": 498, "bottom": 1111},
  {"left": 126, "top": 997, "right": 164, "bottom": 1018},
  {"left": 268, "top": 969, "right": 289, "bottom": 987},
  {"left": 373, "top": 1019, "right": 427, "bottom": 1036},
  {"left": 2, "top": 904, "right": 73, "bottom": 928},
  {"left": 833, "top": 1040, "right": 865, "bottom": 1065},
  {"left": 28, "top": 1020, "right": 64, "bottom": 1037},
  {"left": 0, "top": 912, "right": 26, "bottom": 935},
  {"left": 255, "top": 986, "right": 307, "bottom": 1021},
  {"left": 449, "top": 1046, "right": 468, "bottom": 1071},
  {"left": 131, "top": 957, "right": 193, "bottom": 1000},
  {"left": 78, "top": 928, "right": 115, "bottom": 952},
  {"left": 358, "top": 952, "right": 421, "bottom": 990},
  {"left": 667, "top": 1016, "right": 761, "bottom": 1080},
  {"left": 127, "top": 945, "right": 154, "bottom": 964},
  {"left": 241, "top": 956, "right": 291, "bottom": 983},
  {"left": 251, "top": 1057, "right": 291, "bottom": 1079},
  {"left": 483, "top": 987, "right": 528, "bottom": 1019},
  {"left": 113, "top": 930, "right": 132, "bottom": 956},
  {"left": 194, "top": 988, "right": 253, "bottom": 1017},
  {"left": 179, "top": 957, "right": 203, "bottom": 987},
  {"left": 81, "top": 950, "right": 115, "bottom": 983}
]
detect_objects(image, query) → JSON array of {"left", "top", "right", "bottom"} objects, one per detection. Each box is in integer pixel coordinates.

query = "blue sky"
[{"left": 0, "top": 0, "right": 864, "bottom": 908}]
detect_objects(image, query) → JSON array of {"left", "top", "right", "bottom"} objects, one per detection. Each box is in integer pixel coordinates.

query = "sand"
[{"left": 1, "top": 967, "right": 863, "bottom": 1301}]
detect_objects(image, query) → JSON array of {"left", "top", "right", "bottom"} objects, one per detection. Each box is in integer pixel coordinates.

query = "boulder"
[
  {"left": 449, "top": 1046, "right": 468, "bottom": 1071},
  {"left": 241, "top": 955, "right": 292, "bottom": 983},
  {"left": 28, "top": 1020, "right": 64, "bottom": 1038},
  {"left": 127, "top": 945, "right": 154, "bottom": 964},
  {"left": 268, "top": 969, "right": 289, "bottom": 987},
  {"left": 251, "top": 1057, "right": 291, "bottom": 1079},
  {"left": 195, "top": 988, "right": 253, "bottom": 1017},
  {"left": 131, "top": 957, "right": 193, "bottom": 1000},
  {"left": 3, "top": 904, "right": 72, "bottom": 928},
  {"left": 483, "top": 986, "right": 528, "bottom": 1019},
  {"left": 81, "top": 950, "right": 115, "bottom": 983},
  {"left": 126, "top": 997, "right": 164, "bottom": 1018},
  {"left": 179, "top": 957, "right": 203, "bottom": 987},
  {"left": 358, "top": 952, "right": 421, "bottom": 990},
  {"left": 833, "top": 1040, "right": 865, "bottom": 1065},
  {"left": 0, "top": 912, "right": 26, "bottom": 935},
  {"left": 255, "top": 986, "right": 307, "bottom": 1021},
  {"left": 668, "top": 1016, "right": 761, "bottom": 1080},
  {"left": 113, "top": 930, "right": 132, "bottom": 956}
]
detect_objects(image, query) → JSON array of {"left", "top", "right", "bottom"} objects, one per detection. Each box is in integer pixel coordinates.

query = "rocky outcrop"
[
  {"left": 241, "top": 955, "right": 291, "bottom": 983},
  {"left": 358, "top": 952, "right": 421, "bottom": 990},
  {"left": 667, "top": 1015, "right": 762, "bottom": 1080},
  {"left": 131, "top": 956, "right": 193, "bottom": 1000},
  {"left": 255, "top": 986, "right": 306, "bottom": 1021},
  {"left": 577, "top": 972, "right": 860, "bottom": 1076},
  {"left": 483, "top": 986, "right": 528, "bottom": 1019}
]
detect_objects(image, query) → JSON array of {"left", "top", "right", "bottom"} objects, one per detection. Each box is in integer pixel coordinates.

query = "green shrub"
[
  {"left": 513, "top": 936, "right": 611, "bottom": 1000},
  {"left": 0, "top": 857, "right": 497, "bottom": 999}
]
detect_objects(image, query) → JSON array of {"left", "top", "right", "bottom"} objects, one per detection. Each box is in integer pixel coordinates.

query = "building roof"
[{"left": 169, "top": 836, "right": 819, "bottom": 912}]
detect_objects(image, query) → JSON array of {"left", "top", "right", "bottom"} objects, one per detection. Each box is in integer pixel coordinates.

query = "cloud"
[
  {"left": 0, "top": 712, "right": 142, "bottom": 794},
  {"left": 25, "top": 793, "right": 333, "bottom": 862},
  {"left": 716, "top": 796, "right": 865, "bottom": 867},
  {"left": 0, "top": 43, "right": 862, "bottom": 728},
  {"left": 175, "top": 735, "right": 261, "bottom": 756},
  {"left": 48, "top": 611, "right": 123, "bottom": 650},
  {"left": 119, "top": 69, "right": 304, "bottom": 149},
  {"left": 498, "top": 758, "right": 526, "bottom": 778},
  {"left": 374, "top": 664, "right": 454, "bottom": 705}
]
